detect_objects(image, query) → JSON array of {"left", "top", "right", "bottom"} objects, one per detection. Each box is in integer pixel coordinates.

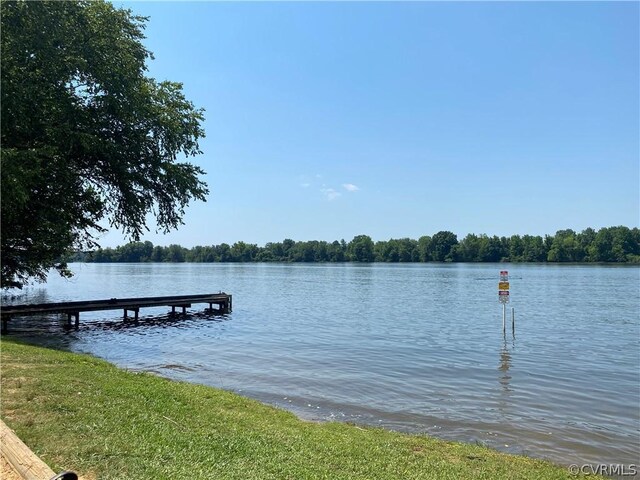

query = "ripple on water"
[{"left": 3, "top": 262, "right": 639, "bottom": 467}]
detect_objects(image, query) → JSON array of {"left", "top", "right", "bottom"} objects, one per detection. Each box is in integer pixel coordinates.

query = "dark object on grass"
[{"left": 50, "top": 471, "right": 78, "bottom": 480}]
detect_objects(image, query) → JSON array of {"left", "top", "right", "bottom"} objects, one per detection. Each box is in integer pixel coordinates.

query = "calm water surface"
[{"left": 3, "top": 263, "right": 639, "bottom": 468}]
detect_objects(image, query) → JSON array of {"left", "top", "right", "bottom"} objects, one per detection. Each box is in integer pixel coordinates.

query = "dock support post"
[
  {"left": 229, "top": 295, "right": 232, "bottom": 312},
  {"left": 74, "top": 312, "right": 80, "bottom": 329},
  {"left": 1, "top": 316, "right": 8, "bottom": 335},
  {"left": 169, "top": 305, "right": 191, "bottom": 315}
]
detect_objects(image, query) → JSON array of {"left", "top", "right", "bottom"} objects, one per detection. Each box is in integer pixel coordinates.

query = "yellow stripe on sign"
[{"left": 498, "top": 282, "right": 510, "bottom": 290}]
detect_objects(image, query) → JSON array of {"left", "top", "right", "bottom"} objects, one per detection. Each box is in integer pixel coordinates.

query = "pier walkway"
[{"left": 1, "top": 293, "right": 232, "bottom": 333}]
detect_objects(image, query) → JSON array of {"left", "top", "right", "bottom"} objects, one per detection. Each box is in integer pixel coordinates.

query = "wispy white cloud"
[
  {"left": 342, "top": 183, "right": 360, "bottom": 192},
  {"left": 300, "top": 175, "right": 357, "bottom": 200},
  {"left": 321, "top": 188, "right": 341, "bottom": 201}
]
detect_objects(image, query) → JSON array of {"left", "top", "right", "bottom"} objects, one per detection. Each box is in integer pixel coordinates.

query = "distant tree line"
[{"left": 69, "top": 226, "right": 640, "bottom": 264}]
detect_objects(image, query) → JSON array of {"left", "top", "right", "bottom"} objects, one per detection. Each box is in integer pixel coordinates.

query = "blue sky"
[{"left": 104, "top": 1, "right": 639, "bottom": 248}]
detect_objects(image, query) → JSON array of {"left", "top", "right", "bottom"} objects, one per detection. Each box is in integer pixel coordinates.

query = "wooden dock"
[{"left": 0, "top": 293, "right": 232, "bottom": 333}]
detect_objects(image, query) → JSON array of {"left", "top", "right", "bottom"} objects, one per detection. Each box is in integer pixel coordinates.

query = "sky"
[{"left": 103, "top": 1, "right": 639, "bottom": 248}]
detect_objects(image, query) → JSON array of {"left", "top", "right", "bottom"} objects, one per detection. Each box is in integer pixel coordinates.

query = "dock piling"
[
  {"left": 123, "top": 308, "right": 139, "bottom": 321},
  {"left": 66, "top": 313, "right": 79, "bottom": 329}
]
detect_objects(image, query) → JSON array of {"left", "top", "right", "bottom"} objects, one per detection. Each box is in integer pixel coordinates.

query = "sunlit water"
[{"left": 2, "top": 263, "right": 639, "bottom": 468}]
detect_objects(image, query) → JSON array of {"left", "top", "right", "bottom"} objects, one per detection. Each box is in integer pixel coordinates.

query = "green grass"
[{"left": 1, "top": 339, "right": 594, "bottom": 480}]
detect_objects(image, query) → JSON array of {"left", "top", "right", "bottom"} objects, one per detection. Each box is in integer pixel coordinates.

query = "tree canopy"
[
  {"left": 1, "top": 1, "right": 208, "bottom": 288},
  {"left": 72, "top": 226, "right": 640, "bottom": 265}
]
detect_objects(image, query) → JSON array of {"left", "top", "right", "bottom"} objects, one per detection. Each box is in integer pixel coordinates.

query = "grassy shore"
[{"left": 1, "top": 339, "right": 593, "bottom": 479}]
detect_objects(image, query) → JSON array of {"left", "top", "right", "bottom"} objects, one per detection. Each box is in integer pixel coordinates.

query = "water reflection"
[
  {"left": 5, "top": 308, "right": 231, "bottom": 340},
  {"left": 499, "top": 339, "right": 513, "bottom": 395},
  {"left": 1, "top": 287, "right": 50, "bottom": 305},
  {"left": 496, "top": 338, "right": 515, "bottom": 423}
]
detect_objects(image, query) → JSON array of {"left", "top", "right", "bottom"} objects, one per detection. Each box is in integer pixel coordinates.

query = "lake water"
[{"left": 3, "top": 263, "right": 639, "bottom": 468}]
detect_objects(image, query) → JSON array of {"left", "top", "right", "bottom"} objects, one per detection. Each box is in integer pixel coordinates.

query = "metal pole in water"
[
  {"left": 502, "top": 303, "right": 506, "bottom": 334},
  {"left": 511, "top": 307, "right": 515, "bottom": 334}
]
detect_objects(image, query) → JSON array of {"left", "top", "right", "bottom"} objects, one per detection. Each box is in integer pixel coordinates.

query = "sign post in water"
[{"left": 499, "top": 270, "right": 510, "bottom": 334}]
